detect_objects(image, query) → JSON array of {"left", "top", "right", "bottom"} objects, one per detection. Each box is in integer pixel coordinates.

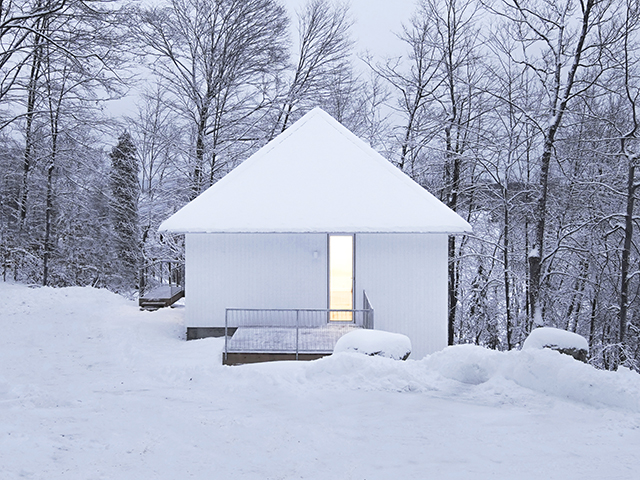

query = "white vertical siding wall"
[
  {"left": 355, "top": 233, "right": 448, "bottom": 359},
  {"left": 186, "top": 233, "right": 327, "bottom": 328}
]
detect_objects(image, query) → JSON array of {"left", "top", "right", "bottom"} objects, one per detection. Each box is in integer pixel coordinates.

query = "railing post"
[
  {"left": 363, "top": 290, "right": 374, "bottom": 329},
  {"left": 224, "top": 309, "right": 228, "bottom": 363},
  {"left": 295, "top": 310, "right": 299, "bottom": 360}
]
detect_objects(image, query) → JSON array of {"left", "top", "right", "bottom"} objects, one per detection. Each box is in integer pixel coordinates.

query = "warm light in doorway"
[{"left": 329, "top": 235, "right": 353, "bottom": 321}]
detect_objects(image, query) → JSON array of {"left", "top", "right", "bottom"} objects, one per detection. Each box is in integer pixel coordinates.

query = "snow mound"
[
  {"left": 423, "top": 345, "right": 640, "bottom": 411},
  {"left": 523, "top": 327, "right": 589, "bottom": 352},
  {"left": 302, "top": 343, "right": 640, "bottom": 411},
  {"left": 422, "top": 344, "right": 501, "bottom": 385},
  {"left": 333, "top": 329, "right": 411, "bottom": 360}
]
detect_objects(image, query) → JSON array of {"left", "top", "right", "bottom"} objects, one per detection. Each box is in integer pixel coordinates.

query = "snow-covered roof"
[{"left": 159, "top": 108, "right": 472, "bottom": 234}]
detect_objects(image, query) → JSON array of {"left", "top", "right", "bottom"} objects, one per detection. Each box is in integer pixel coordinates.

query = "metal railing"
[
  {"left": 363, "top": 290, "right": 374, "bottom": 330},
  {"left": 139, "top": 259, "right": 184, "bottom": 297},
  {"left": 224, "top": 297, "right": 374, "bottom": 361}
]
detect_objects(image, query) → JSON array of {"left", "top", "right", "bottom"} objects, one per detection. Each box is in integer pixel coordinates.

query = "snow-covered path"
[{"left": 1, "top": 283, "right": 639, "bottom": 479}]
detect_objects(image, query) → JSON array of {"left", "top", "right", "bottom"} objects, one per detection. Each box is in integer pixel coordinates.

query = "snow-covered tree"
[{"left": 109, "top": 131, "right": 141, "bottom": 291}]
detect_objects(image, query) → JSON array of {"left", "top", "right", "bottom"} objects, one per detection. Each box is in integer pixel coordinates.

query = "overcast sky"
[{"left": 284, "top": 0, "right": 416, "bottom": 61}]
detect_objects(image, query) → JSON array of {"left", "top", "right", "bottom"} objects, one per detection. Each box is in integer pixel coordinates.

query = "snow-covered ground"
[{"left": 1, "top": 283, "right": 639, "bottom": 479}]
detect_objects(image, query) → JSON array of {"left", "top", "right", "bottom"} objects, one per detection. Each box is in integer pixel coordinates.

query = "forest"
[{"left": 1, "top": 0, "right": 639, "bottom": 371}]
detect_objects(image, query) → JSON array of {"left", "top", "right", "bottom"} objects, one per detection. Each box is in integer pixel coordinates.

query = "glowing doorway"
[{"left": 329, "top": 235, "right": 354, "bottom": 321}]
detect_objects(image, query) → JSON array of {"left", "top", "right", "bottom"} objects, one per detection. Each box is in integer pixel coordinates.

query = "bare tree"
[
  {"left": 134, "top": 0, "right": 289, "bottom": 198},
  {"left": 374, "top": 0, "right": 484, "bottom": 344},
  {"left": 270, "top": 0, "right": 353, "bottom": 135},
  {"left": 601, "top": 0, "right": 640, "bottom": 365},
  {"left": 127, "top": 83, "right": 190, "bottom": 276},
  {"left": 9, "top": 0, "right": 128, "bottom": 285},
  {"left": 425, "top": 0, "right": 483, "bottom": 346},
  {"left": 367, "top": 8, "right": 443, "bottom": 174},
  {"left": 486, "top": 0, "right": 621, "bottom": 328},
  {"left": 9, "top": 0, "right": 128, "bottom": 244},
  {"left": 0, "top": 0, "right": 68, "bottom": 109}
]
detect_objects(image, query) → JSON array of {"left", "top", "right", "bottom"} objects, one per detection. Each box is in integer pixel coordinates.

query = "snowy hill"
[{"left": 1, "top": 282, "right": 639, "bottom": 479}]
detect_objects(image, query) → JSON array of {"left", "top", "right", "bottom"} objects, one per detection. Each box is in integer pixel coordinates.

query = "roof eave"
[{"left": 159, "top": 227, "right": 473, "bottom": 235}]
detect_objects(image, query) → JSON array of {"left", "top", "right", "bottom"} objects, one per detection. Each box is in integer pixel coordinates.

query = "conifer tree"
[{"left": 109, "top": 131, "right": 141, "bottom": 291}]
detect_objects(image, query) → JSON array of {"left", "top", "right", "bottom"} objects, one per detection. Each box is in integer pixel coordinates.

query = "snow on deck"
[
  {"left": 139, "top": 285, "right": 185, "bottom": 308},
  {"left": 141, "top": 285, "right": 183, "bottom": 300}
]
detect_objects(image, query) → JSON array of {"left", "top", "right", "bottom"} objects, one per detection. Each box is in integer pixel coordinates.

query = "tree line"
[{"left": 1, "top": 0, "right": 639, "bottom": 370}]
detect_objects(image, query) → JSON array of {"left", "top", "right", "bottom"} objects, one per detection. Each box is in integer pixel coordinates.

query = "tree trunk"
[
  {"left": 445, "top": 115, "right": 461, "bottom": 345},
  {"left": 525, "top": 0, "right": 595, "bottom": 327},
  {"left": 566, "top": 259, "right": 588, "bottom": 332},
  {"left": 42, "top": 90, "right": 60, "bottom": 286},
  {"left": 191, "top": 108, "right": 208, "bottom": 199},
  {"left": 42, "top": 121, "right": 58, "bottom": 286},
  {"left": 18, "top": 30, "right": 44, "bottom": 227},
  {"left": 42, "top": 155, "right": 55, "bottom": 286},
  {"left": 448, "top": 235, "right": 457, "bottom": 345},
  {"left": 503, "top": 194, "right": 513, "bottom": 349},
  {"left": 589, "top": 293, "right": 597, "bottom": 351},
  {"left": 529, "top": 133, "right": 556, "bottom": 326},
  {"left": 42, "top": 33, "right": 62, "bottom": 286},
  {"left": 619, "top": 161, "right": 636, "bottom": 346}
]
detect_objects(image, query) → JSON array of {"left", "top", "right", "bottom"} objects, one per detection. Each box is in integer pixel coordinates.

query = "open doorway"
[{"left": 328, "top": 235, "right": 354, "bottom": 321}]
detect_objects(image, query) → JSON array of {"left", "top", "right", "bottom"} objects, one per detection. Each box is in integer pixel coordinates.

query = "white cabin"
[{"left": 160, "top": 108, "right": 471, "bottom": 359}]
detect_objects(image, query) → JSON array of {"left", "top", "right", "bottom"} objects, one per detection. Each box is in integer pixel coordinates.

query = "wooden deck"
[
  {"left": 139, "top": 285, "right": 184, "bottom": 309},
  {"left": 224, "top": 352, "right": 329, "bottom": 365},
  {"left": 223, "top": 324, "right": 359, "bottom": 365}
]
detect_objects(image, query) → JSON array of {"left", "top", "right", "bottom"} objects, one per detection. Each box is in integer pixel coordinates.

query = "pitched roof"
[{"left": 159, "top": 108, "right": 471, "bottom": 234}]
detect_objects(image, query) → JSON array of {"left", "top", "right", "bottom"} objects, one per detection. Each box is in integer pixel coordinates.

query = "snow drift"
[{"left": 300, "top": 344, "right": 640, "bottom": 412}]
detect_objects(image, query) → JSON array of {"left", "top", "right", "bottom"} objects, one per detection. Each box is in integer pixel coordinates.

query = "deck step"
[{"left": 139, "top": 285, "right": 184, "bottom": 309}]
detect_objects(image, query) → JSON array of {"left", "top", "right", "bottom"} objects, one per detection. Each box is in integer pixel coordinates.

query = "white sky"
[{"left": 283, "top": 0, "right": 415, "bottom": 60}]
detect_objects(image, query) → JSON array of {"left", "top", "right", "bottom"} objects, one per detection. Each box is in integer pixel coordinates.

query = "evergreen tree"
[{"left": 109, "top": 131, "right": 141, "bottom": 291}]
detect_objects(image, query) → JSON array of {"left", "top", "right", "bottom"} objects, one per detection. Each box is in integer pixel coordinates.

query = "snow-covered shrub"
[
  {"left": 523, "top": 327, "right": 589, "bottom": 362},
  {"left": 333, "top": 329, "right": 411, "bottom": 360}
]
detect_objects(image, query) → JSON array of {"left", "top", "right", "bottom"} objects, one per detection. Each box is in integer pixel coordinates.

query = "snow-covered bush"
[
  {"left": 523, "top": 327, "right": 589, "bottom": 362},
  {"left": 333, "top": 329, "right": 411, "bottom": 360}
]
